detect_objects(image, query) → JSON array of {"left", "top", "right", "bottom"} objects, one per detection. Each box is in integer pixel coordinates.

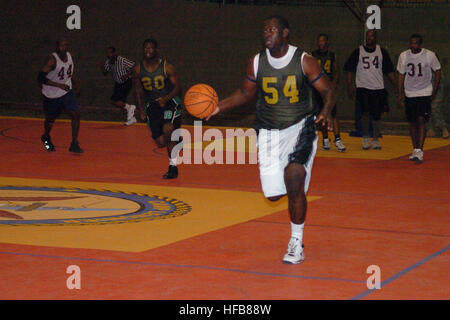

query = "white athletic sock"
[
  {"left": 169, "top": 158, "right": 177, "bottom": 166},
  {"left": 291, "top": 222, "right": 304, "bottom": 243}
]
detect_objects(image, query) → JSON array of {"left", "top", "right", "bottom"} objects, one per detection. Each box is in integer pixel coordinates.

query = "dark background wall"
[{"left": 0, "top": 0, "right": 448, "bottom": 126}]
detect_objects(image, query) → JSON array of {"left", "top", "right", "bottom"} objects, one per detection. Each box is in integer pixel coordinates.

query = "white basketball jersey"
[
  {"left": 397, "top": 48, "right": 441, "bottom": 97},
  {"left": 42, "top": 52, "right": 73, "bottom": 99},
  {"left": 356, "top": 45, "right": 384, "bottom": 90}
]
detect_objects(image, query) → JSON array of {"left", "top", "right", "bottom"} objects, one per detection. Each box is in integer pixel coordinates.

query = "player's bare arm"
[
  {"left": 38, "top": 55, "right": 69, "bottom": 91},
  {"left": 132, "top": 64, "right": 145, "bottom": 121},
  {"left": 332, "top": 56, "right": 340, "bottom": 89},
  {"left": 397, "top": 72, "right": 405, "bottom": 108},
  {"left": 346, "top": 71, "right": 355, "bottom": 98},
  {"left": 431, "top": 69, "right": 441, "bottom": 101},
  {"left": 156, "top": 62, "right": 181, "bottom": 108},
  {"left": 206, "top": 57, "right": 258, "bottom": 120},
  {"left": 387, "top": 72, "right": 398, "bottom": 96},
  {"left": 70, "top": 59, "right": 81, "bottom": 96},
  {"left": 71, "top": 73, "right": 81, "bottom": 96},
  {"left": 303, "top": 54, "right": 335, "bottom": 131},
  {"left": 101, "top": 60, "right": 109, "bottom": 76}
]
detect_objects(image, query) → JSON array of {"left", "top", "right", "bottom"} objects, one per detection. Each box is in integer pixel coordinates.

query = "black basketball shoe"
[
  {"left": 41, "top": 135, "right": 55, "bottom": 152},
  {"left": 69, "top": 141, "right": 84, "bottom": 153},
  {"left": 163, "top": 165, "right": 178, "bottom": 179}
]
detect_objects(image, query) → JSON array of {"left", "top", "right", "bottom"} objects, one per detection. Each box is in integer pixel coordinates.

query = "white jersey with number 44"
[
  {"left": 397, "top": 48, "right": 441, "bottom": 98},
  {"left": 42, "top": 52, "right": 74, "bottom": 99}
]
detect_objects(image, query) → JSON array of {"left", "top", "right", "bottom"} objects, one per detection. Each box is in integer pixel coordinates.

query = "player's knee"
[
  {"left": 285, "top": 163, "right": 306, "bottom": 181},
  {"left": 70, "top": 111, "right": 80, "bottom": 120},
  {"left": 284, "top": 165, "right": 306, "bottom": 198},
  {"left": 163, "top": 123, "right": 174, "bottom": 135},
  {"left": 417, "top": 116, "right": 427, "bottom": 124},
  {"left": 45, "top": 117, "right": 56, "bottom": 124},
  {"left": 154, "top": 136, "right": 165, "bottom": 148}
]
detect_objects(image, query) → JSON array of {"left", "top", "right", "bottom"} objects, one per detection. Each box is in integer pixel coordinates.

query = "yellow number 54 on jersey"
[{"left": 262, "top": 75, "right": 299, "bottom": 105}]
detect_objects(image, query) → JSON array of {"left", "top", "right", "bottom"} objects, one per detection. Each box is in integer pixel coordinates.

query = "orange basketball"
[{"left": 184, "top": 84, "right": 218, "bottom": 119}]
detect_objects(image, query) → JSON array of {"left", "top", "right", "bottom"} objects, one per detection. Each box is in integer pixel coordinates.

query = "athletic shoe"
[
  {"left": 409, "top": 149, "right": 419, "bottom": 161},
  {"left": 414, "top": 149, "right": 423, "bottom": 163},
  {"left": 335, "top": 139, "right": 346, "bottom": 152},
  {"left": 125, "top": 116, "right": 137, "bottom": 126},
  {"left": 362, "top": 137, "right": 371, "bottom": 150},
  {"left": 282, "top": 237, "right": 305, "bottom": 264},
  {"left": 322, "top": 138, "right": 330, "bottom": 150},
  {"left": 372, "top": 140, "right": 382, "bottom": 150},
  {"left": 69, "top": 141, "right": 84, "bottom": 153},
  {"left": 163, "top": 165, "right": 178, "bottom": 179},
  {"left": 126, "top": 104, "right": 136, "bottom": 121},
  {"left": 442, "top": 128, "right": 449, "bottom": 139},
  {"left": 41, "top": 135, "right": 55, "bottom": 152}
]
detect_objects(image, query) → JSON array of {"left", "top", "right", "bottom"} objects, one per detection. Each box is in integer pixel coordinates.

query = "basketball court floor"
[{"left": 0, "top": 116, "right": 448, "bottom": 300}]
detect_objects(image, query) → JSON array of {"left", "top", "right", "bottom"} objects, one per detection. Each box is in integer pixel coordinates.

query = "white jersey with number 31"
[
  {"left": 42, "top": 52, "right": 73, "bottom": 99},
  {"left": 397, "top": 48, "right": 441, "bottom": 97}
]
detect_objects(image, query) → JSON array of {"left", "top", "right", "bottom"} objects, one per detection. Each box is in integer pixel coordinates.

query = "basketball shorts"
[
  {"left": 405, "top": 96, "right": 431, "bottom": 122},
  {"left": 111, "top": 78, "right": 132, "bottom": 102},
  {"left": 257, "top": 116, "right": 318, "bottom": 198},
  {"left": 43, "top": 90, "right": 79, "bottom": 119},
  {"left": 356, "top": 88, "right": 389, "bottom": 120},
  {"left": 145, "top": 96, "right": 182, "bottom": 140}
]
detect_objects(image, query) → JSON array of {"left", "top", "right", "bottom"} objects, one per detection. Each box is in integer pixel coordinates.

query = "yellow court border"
[{"left": 0, "top": 177, "right": 321, "bottom": 253}]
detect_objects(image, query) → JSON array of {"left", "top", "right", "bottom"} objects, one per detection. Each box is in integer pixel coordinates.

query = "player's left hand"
[{"left": 315, "top": 112, "right": 333, "bottom": 132}]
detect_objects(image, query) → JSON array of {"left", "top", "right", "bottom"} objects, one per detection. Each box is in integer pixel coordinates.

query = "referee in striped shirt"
[{"left": 102, "top": 46, "right": 137, "bottom": 125}]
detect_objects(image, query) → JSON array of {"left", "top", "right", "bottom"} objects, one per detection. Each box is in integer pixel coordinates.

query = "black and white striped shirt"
[{"left": 104, "top": 56, "right": 135, "bottom": 84}]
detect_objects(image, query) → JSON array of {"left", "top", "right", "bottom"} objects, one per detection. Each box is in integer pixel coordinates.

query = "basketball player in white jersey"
[
  {"left": 397, "top": 34, "right": 441, "bottom": 163},
  {"left": 207, "top": 16, "right": 334, "bottom": 264},
  {"left": 344, "top": 30, "right": 397, "bottom": 150},
  {"left": 37, "top": 39, "right": 83, "bottom": 153}
]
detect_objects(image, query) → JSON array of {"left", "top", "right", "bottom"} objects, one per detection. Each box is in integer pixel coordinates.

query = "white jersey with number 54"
[{"left": 42, "top": 52, "right": 73, "bottom": 99}]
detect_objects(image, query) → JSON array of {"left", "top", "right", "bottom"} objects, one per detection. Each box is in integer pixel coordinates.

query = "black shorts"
[
  {"left": 405, "top": 96, "right": 431, "bottom": 122},
  {"left": 43, "top": 90, "right": 79, "bottom": 119},
  {"left": 111, "top": 79, "right": 132, "bottom": 102},
  {"left": 356, "top": 88, "right": 389, "bottom": 121},
  {"left": 145, "top": 97, "right": 182, "bottom": 140}
]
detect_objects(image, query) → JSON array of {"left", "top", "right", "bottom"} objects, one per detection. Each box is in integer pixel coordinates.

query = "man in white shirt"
[
  {"left": 397, "top": 34, "right": 442, "bottom": 163},
  {"left": 37, "top": 39, "right": 83, "bottom": 153}
]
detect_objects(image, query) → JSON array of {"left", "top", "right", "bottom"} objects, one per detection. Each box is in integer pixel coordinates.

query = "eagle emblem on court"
[{"left": 0, "top": 186, "right": 191, "bottom": 226}]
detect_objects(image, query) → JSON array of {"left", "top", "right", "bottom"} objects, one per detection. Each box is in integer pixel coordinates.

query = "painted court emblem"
[{"left": 0, "top": 186, "right": 191, "bottom": 226}]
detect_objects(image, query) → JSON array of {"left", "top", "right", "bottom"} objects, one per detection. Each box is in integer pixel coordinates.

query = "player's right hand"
[
  {"left": 397, "top": 96, "right": 405, "bottom": 108},
  {"left": 205, "top": 106, "right": 220, "bottom": 121},
  {"left": 59, "top": 84, "right": 70, "bottom": 91}
]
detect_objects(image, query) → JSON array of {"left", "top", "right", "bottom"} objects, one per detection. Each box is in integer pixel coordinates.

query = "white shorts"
[{"left": 258, "top": 116, "right": 318, "bottom": 198}]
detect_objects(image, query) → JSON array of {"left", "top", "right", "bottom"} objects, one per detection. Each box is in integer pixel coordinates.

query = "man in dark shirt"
[
  {"left": 312, "top": 34, "right": 346, "bottom": 152},
  {"left": 344, "top": 30, "right": 397, "bottom": 150}
]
